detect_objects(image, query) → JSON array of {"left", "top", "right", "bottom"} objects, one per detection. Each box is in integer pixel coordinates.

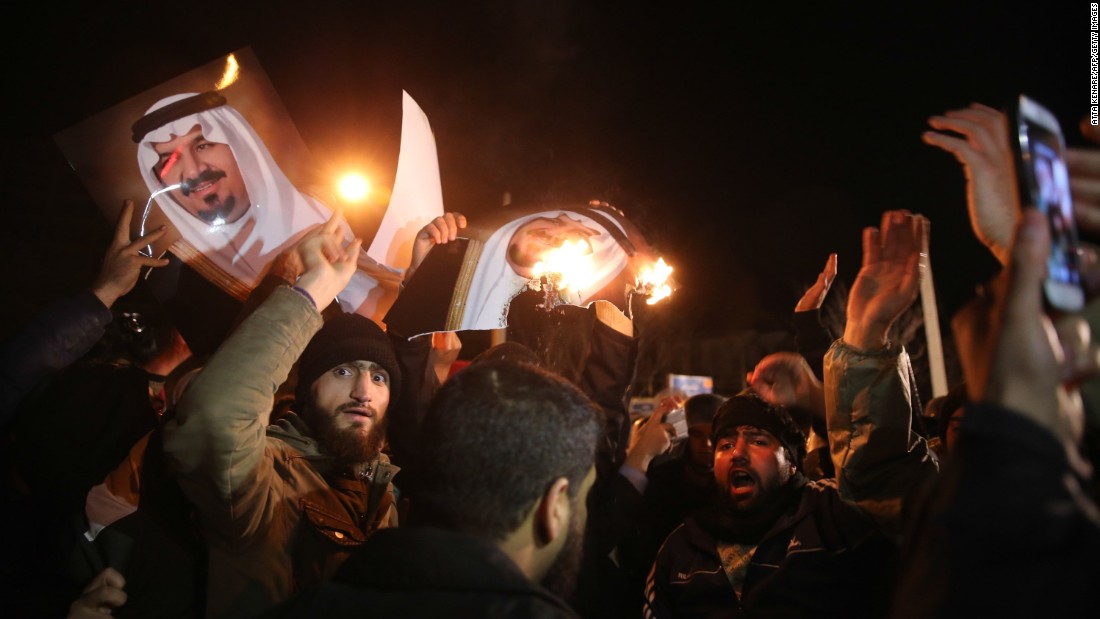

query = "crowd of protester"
[{"left": 3, "top": 100, "right": 1100, "bottom": 619}]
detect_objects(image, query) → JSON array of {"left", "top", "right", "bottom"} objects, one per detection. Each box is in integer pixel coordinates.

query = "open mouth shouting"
[{"left": 727, "top": 468, "right": 759, "bottom": 500}]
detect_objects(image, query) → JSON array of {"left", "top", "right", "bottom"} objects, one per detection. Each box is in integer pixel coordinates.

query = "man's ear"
[
  {"left": 534, "top": 477, "right": 571, "bottom": 547},
  {"left": 782, "top": 448, "right": 798, "bottom": 478}
]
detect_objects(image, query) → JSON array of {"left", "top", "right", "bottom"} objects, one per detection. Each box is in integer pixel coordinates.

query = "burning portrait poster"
[{"left": 385, "top": 202, "right": 673, "bottom": 337}]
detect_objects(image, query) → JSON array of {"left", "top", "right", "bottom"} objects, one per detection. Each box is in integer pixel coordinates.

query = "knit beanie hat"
[
  {"left": 295, "top": 313, "right": 401, "bottom": 408},
  {"left": 712, "top": 391, "right": 807, "bottom": 467}
]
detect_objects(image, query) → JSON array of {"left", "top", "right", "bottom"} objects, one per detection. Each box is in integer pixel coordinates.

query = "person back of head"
[
  {"left": 468, "top": 341, "right": 543, "bottom": 368},
  {"left": 408, "top": 359, "right": 601, "bottom": 540}
]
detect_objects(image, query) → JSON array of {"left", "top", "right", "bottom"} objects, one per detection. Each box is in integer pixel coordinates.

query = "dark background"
[{"left": 0, "top": 0, "right": 1085, "bottom": 342}]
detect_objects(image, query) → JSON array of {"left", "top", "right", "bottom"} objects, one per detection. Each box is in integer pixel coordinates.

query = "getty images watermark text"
[{"left": 1091, "top": 3, "right": 1098, "bottom": 124}]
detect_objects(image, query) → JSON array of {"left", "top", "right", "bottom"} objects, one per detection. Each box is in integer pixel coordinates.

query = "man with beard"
[
  {"left": 642, "top": 393, "right": 896, "bottom": 618},
  {"left": 270, "top": 359, "right": 602, "bottom": 618},
  {"left": 644, "top": 211, "right": 937, "bottom": 617},
  {"left": 162, "top": 215, "right": 401, "bottom": 619}
]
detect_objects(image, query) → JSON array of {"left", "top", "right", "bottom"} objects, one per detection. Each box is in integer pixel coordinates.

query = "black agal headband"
[{"left": 131, "top": 91, "right": 228, "bottom": 143}]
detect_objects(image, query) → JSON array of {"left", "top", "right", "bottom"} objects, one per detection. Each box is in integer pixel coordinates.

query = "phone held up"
[
  {"left": 1010, "top": 94, "right": 1085, "bottom": 312},
  {"left": 664, "top": 407, "right": 689, "bottom": 443}
]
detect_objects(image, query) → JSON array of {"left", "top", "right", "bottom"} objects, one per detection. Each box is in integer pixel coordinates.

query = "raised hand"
[
  {"left": 406, "top": 212, "right": 467, "bottom": 282},
  {"left": 294, "top": 212, "right": 362, "bottom": 307},
  {"left": 429, "top": 331, "right": 463, "bottom": 384},
  {"left": 924, "top": 103, "right": 1018, "bottom": 265},
  {"left": 843, "top": 211, "right": 927, "bottom": 351},
  {"left": 748, "top": 352, "right": 825, "bottom": 417},
  {"left": 624, "top": 396, "right": 680, "bottom": 473},
  {"left": 954, "top": 209, "right": 1098, "bottom": 444},
  {"left": 795, "top": 253, "right": 838, "bottom": 313},
  {"left": 263, "top": 226, "right": 316, "bottom": 284},
  {"left": 68, "top": 567, "right": 126, "bottom": 619},
  {"left": 92, "top": 200, "right": 171, "bottom": 308}
]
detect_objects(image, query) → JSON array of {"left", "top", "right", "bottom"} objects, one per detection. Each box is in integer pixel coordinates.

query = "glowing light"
[
  {"left": 637, "top": 257, "right": 674, "bottom": 305},
  {"left": 337, "top": 173, "right": 371, "bottom": 203},
  {"left": 215, "top": 54, "right": 240, "bottom": 90},
  {"left": 158, "top": 146, "right": 184, "bottom": 181},
  {"left": 139, "top": 182, "right": 184, "bottom": 257},
  {"left": 532, "top": 240, "right": 598, "bottom": 292}
]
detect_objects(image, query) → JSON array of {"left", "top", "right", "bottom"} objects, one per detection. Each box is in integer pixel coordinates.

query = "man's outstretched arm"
[
  {"left": 162, "top": 214, "right": 361, "bottom": 543},
  {"left": 824, "top": 211, "right": 938, "bottom": 535}
]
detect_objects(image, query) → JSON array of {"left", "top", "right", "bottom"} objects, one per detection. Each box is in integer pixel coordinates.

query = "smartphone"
[
  {"left": 663, "top": 407, "right": 689, "bottom": 443},
  {"left": 1011, "top": 94, "right": 1085, "bottom": 312}
]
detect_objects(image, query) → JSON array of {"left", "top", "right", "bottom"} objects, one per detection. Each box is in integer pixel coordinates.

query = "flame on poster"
[
  {"left": 215, "top": 54, "right": 241, "bottom": 90},
  {"left": 532, "top": 240, "right": 598, "bottom": 293},
  {"left": 637, "top": 257, "right": 673, "bottom": 305}
]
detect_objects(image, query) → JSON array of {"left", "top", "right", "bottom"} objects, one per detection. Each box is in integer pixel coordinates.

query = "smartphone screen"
[{"left": 1014, "top": 95, "right": 1085, "bottom": 311}]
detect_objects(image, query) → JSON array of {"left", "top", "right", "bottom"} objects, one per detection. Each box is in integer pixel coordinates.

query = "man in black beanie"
[
  {"left": 644, "top": 211, "right": 938, "bottom": 618},
  {"left": 163, "top": 215, "right": 401, "bottom": 619},
  {"left": 270, "top": 359, "right": 603, "bottom": 619},
  {"left": 642, "top": 392, "right": 894, "bottom": 618},
  {"left": 293, "top": 311, "right": 402, "bottom": 476}
]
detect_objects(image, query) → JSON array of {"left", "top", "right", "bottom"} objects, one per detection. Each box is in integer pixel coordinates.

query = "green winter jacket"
[{"left": 163, "top": 286, "right": 398, "bottom": 619}]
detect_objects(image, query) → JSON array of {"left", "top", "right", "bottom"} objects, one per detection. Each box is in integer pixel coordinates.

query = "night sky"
[{"left": 1, "top": 0, "right": 1085, "bottom": 341}]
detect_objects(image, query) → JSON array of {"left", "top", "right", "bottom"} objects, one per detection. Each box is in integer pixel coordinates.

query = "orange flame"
[
  {"left": 215, "top": 54, "right": 240, "bottom": 90},
  {"left": 637, "top": 257, "right": 673, "bottom": 305},
  {"left": 532, "top": 240, "right": 598, "bottom": 292}
]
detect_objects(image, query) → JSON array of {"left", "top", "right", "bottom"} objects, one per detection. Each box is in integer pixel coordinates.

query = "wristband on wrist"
[{"left": 290, "top": 285, "right": 317, "bottom": 309}]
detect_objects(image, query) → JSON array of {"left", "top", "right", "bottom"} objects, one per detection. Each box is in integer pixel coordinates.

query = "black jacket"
[
  {"left": 268, "top": 527, "right": 579, "bottom": 619},
  {"left": 644, "top": 481, "right": 896, "bottom": 618},
  {"left": 0, "top": 290, "right": 112, "bottom": 428},
  {"left": 892, "top": 403, "right": 1100, "bottom": 617}
]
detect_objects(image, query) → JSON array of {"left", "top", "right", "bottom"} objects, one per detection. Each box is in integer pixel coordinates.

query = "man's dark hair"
[
  {"left": 684, "top": 393, "right": 727, "bottom": 427},
  {"left": 408, "top": 360, "right": 601, "bottom": 540},
  {"left": 469, "top": 341, "right": 542, "bottom": 368}
]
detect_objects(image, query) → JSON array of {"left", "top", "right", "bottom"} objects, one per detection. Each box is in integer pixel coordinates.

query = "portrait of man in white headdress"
[
  {"left": 386, "top": 202, "right": 659, "bottom": 336},
  {"left": 130, "top": 90, "right": 389, "bottom": 313},
  {"left": 56, "top": 49, "right": 444, "bottom": 331},
  {"left": 460, "top": 209, "right": 630, "bottom": 329}
]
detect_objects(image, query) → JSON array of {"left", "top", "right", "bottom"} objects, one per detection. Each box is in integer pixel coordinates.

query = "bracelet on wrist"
[{"left": 290, "top": 285, "right": 317, "bottom": 309}]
